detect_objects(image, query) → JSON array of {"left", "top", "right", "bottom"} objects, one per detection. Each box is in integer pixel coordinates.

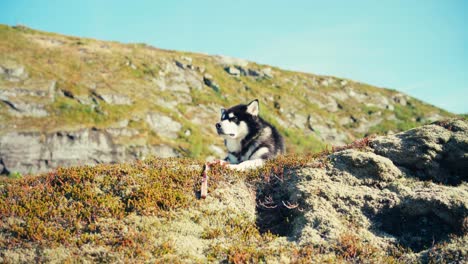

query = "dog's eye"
[{"left": 230, "top": 117, "right": 238, "bottom": 122}]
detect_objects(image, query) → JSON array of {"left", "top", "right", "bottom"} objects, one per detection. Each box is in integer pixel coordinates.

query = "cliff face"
[
  {"left": 0, "top": 119, "right": 466, "bottom": 263},
  {"left": 0, "top": 24, "right": 454, "bottom": 175}
]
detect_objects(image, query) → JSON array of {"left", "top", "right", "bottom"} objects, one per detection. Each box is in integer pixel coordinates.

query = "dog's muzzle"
[
  {"left": 215, "top": 123, "right": 223, "bottom": 134},
  {"left": 215, "top": 123, "right": 234, "bottom": 137}
]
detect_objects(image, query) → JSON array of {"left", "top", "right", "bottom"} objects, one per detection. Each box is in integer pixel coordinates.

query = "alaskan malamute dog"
[{"left": 215, "top": 99, "right": 285, "bottom": 170}]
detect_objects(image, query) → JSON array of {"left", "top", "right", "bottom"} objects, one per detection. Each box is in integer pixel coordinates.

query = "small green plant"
[{"left": 8, "top": 171, "right": 22, "bottom": 179}]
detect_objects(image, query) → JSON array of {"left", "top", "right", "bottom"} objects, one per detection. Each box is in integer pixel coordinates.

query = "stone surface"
[
  {"left": 330, "top": 149, "right": 401, "bottom": 182},
  {"left": 152, "top": 145, "right": 179, "bottom": 158},
  {"left": 0, "top": 129, "right": 115, "bottom": 174},
  {"left": 100, "top": 94, "right": 133, "bottom": 105},
  {"left": 2, "top": 99, "right": 48, "bottom": 117},
  {"left": 225, "top": 66, "right": 241, "bottom": 76},
  {"left": 0, "top": 128, "right": 182, "bottom": 175},
  {"left": 0, "top": 64, "right": 28, "bottom": 82},
  {"left": 214, "top": 55, "right": 249, "bottom": 67},
  {"left": 257, "top": 119, "right": 468, "bottom": 261},
  {"left": 308, "top": 115, "right": 349, "bottom": 145},
  {"left": 370, "top": 119, "right": 468, "bottom": 185},
  {"left": 145, "top": 112, "right": 182, "bottom": 139},
  {"left": 203, "top": 73, "right": 220, "bottom": 92}
]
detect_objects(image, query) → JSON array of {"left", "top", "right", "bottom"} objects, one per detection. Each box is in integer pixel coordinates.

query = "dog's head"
[{"left": 215, "top": 99, "right": 259, "bottom": 139}]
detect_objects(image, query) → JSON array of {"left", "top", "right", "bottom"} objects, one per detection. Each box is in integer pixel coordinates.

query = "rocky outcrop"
[
  {"left": 0, "top": 79, "right": 56, "bottom": 117},
  {"left": 0, "top": 64, "right": 28, "bottom": 82},
  {"left": 99, "top": 93, "right": 133, "bottom": 105},
  {"left": 371, "top": 119, "right": 468, "bottom": 185},
  {"left": 256, "top": 119, "right": 467, "bottom": 262},
  {"left": 0, "top": 128, "right": 180, "bottom": 175},
  {"left": 145, "top": 112, "right": 182, "bottom": 139},
  {"left": 224, "top": 65, "right": 274, "bottom": 79},
  {"left": 0, "top": 129, "right": 115, "bottom": 174},
  {"left": 203, "top": 73, "right": 220, "bottom": 92}
]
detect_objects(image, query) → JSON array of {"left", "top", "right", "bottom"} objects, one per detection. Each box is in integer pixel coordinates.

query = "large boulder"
[
  {"left": 145, "top": 112, "right": 182, "bottom": 139},
  {"left": 257, "top": 119, "right": 467, "bottom": 262},
  {"left": 370, "top": 119, "right": 468, "bottom": 185},
  {"left": 0, "top": 129, "right": 115, "bottom": 174}
]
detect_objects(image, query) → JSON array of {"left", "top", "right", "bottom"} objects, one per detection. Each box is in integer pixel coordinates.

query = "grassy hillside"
[{"left": 0, "top": 24, "right": 454, "bottom": 166}]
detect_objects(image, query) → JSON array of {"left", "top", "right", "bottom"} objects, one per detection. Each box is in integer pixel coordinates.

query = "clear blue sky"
[{"left": 1, "top": 0, "right": 467, "bottom": 113}]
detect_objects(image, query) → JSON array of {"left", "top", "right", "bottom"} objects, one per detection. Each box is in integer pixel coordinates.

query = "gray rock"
[
  {"left": 175, "top": 56, "right": 193, "bottom": 70},
  {"left": 105, "top": 127, "right": 139, "bottom": 137},
  {"left": 393, "top": 94, "right": 408, "bottom": 106},
  {"left": 2, "top": 99, "right": 49, "bottom": 117},
  {"left": 203, "top": 73, "right": 220, "bottom": 92},
  {"left": 154, "top": 97, "right": 178, "bottom": 110},
  {"left": 289, "top": 113, "right": 308, "bottom": 130},
  {"left": 225, "top": 66, "right": 241, "bottom": 76},
  {"left": 330, "top": 149, "right": 401, "bottom": 182},
  {"left": 285, "top": 159, "right": 467, "bottom": 255},
  {"left": 247, "top": 68, "right": 260, "bottom": 77},
  {"left": 47, "top": 130, "right": 115, "bottom": 168},
  {"left": 258, "top": 122, "right": 468, "bottom": 259},
  {"left": 166, "top": 79, "right": 190, "bottom": 93},
  {"left": 120, "top": 144, "right": 179, "bottom": 160},
  {"left": 145, "top": 112, "right": 182, "bottom": 139},
  {"left": 152, "top": 77, "right": 166, "bottom": 90},
  {"left": 100, "top": 94, "right": 133, "bottom": 105},
  {"left": 180, "top": 56, "right": 192, "bottom": 64},
  {"left": 261, "top": 67, "right": 273, "bottom": 78},
  {"left": 48, "top": 80, "right": 57, "bottom": 100},
  {"left": 329, "top": 91, "right": 349, "bottom": 101},
  {"left": 185, "top": 72, "right": 203, "bottom": 90},
  {"left": 125, "top": 60, "right": 137, "bottom": 70},
  {"left": 153, "top": 145, "right": 179, "bottom": 158},
  {"left": 320, "top": 77, "right": 335, "bottom": 86},
  {"left": 308, "top": 115, "right": 348, "bottom": 145},
  {"left": 323, "top": 97, "right": 339, "bottom": 112},
  {"left": 175, "top": 60, "right": 186, "bottom": 69},
  {"left": 214, "top": 55, "right": 249, "bottom": 67},
  {"left": 354, "top": 117, "right": 383, "bottom": 133},
  {"left": 0, "top": 129, "right": 116, "bottom": 175},
  {"left": 370, "top": 119, "right": 468, "bottom": 185},
  {"left": 346, "top": 87, "right": 368, "bottom": 102},
  {"left": 159, "top": 62, "right": 203, "bottom": 92},
  {"left": 0, "top": 65, "right": 28, "bottom": 82}
]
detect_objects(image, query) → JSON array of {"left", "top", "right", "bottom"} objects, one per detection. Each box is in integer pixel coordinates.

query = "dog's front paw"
[
  {"left": 206, "top": 159, "right": 230, "bottom": 167},
  {"left": 226, "top": 164, "right": 245, "bottom": 171}
]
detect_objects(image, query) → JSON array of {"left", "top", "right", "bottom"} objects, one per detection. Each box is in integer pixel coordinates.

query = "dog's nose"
[{"left": 215, "top": 123, "right": 221, "bottom": 129}]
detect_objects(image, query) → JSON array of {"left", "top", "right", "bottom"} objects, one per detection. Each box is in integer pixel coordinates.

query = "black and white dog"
[{"left": 215, "top": 99, "right": 285, "bottom": 170}]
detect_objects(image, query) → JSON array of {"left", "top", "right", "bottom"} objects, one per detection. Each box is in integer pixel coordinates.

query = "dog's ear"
[{"left": 246, "top": 99, "right": 259, "bottom": 116}]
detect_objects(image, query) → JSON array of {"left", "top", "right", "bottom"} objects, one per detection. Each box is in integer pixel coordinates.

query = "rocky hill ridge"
[{"left": 0, "top": 24, "right": 454, "bottom": 175}]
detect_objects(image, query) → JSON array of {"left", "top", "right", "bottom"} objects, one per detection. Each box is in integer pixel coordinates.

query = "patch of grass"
[
  {"left": 335, "top": 232, "right": 380, "bottom": 261},
  {"left": 7, "top": 171, "right": 22, "bottom": 179}
]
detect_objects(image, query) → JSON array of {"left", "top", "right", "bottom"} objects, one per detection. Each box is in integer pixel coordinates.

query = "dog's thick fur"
[{"left": 215, "top": 99, "right": 285, "bottom": 170}]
